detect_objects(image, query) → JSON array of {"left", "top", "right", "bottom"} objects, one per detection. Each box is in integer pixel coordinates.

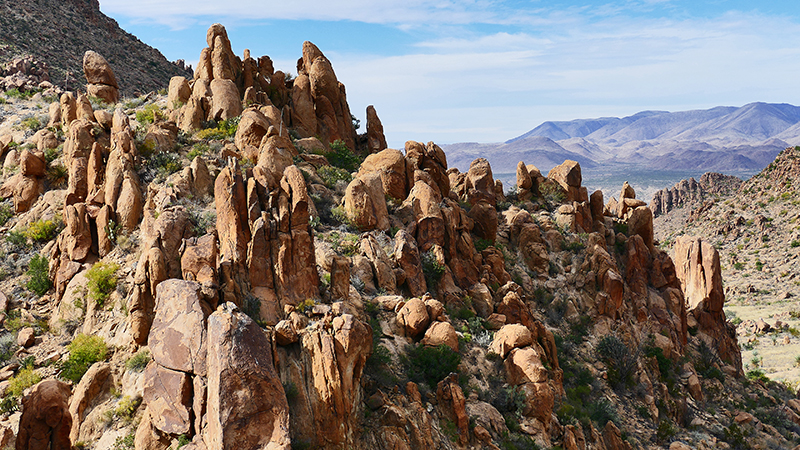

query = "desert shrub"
[
  {"left": 125, "top": 349, "right": 151, "bottom": 372},
  {"left": 188, "top": 209, "right": 216, "bottom": 236},
  {"left": 25, "top": 219, "right": 58, "bottom": 242},
  {"left": 140, "top": 151, "right": 182, "bottom": 183},
  {"left": 696, "top": 340, "right": 725, "bottom": 382},
  {"left": 316, "top": 140, "right": 362, "bottom": 172},
  {"left": 46, "top": 164, "right": 68, "bottom": 188},
  {"left": 60, "top": 334, "right": 108, "bottom": 383},
  {"left": 135, "top": 103, "right": 162, "bottom": 126},
  {"left": 0, "top": 333, "right": 17, "bottom": 367},
  {"left": 540, "top": 181, "right": 565, "bottom": 204},
  {"left": 26, "top": 254, "right": 51, "bottom": 296},
  {"left": 195, "top": 116, "right": 239, "bottom": 140},
  {"left": 0, "top": 202, "right": 12, "bottom": 226},
  {"left": 111, "top": 432, "right": 135, "bottom": 450},
  {"left": 317, "top": 165, "right": 352, "bottom": 188},
  {"left": 421, "top": 250, "right": 445, "bottom": 292},
  {"left": 474, "top": 238, "right": 493, "bottom": 252},
  {"left": 6, "top": 229, "right": 28, "bottom": 248},
  {"left": 20, "top": 116, "right": 44, "bottom": 131},
  {"left": 1, "top": 365, "right": 42, "bottom": 412},
  {"left": 114, "top": 395, "right": 142, "bottom": 421},
  {"left": 86, "top": 261, "right": 119, "bottom": 307},
  {"left": 491, "top": 385, "right": 527, "bottom": 416},
  {"left": 401, "top": 344, "right": 461, "bottom": 390},
  {"left": 596, "top": 335, "right": 638, "bottom": 389}
]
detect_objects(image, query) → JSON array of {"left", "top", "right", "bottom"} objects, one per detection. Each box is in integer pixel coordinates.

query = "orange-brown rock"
[
  {"left": 421, "top": 321, "right": 458, "bottom": 352},
  {"left": 465, "top": 158, "right": 496, "bottom": 206},
  {"left": 357, "top": 148, "right": 407, "bottom": 200},
  {"left": 548, "top": 160, "right": 584, "bottom": 202},
  {"left": 489, "top": 324, "right": 533, "bottom": 358},
  {"left": 627, "top": 206, "right": 654, "bottom": 250},
  {"left": 16, "top": 379, "right": 73, "bottom": 450},
  {"left": 468, "top": 200, "right": 498, "bottom": 242},
  {"left": 436, "top": 373, "right": 469, "bottom": 445},
  {"left": 234, "top": 108, "right": 270, "bottom": 152},
  {"left": 366, "top": 105, "right": 387, "bottom": 153},
  {"left": 143, "top": 121, "right": 178, "bottom": 153},
  {"left": 343, "top": 172, "right": 390, "bottom": 231},
  {"left": 60, "top": 92, "right": 78, "bottom": 126},
  {"left": 149, "top": 280, "right": 209, "bottom": 376},
  {"left": 405, "top": 179, "right": 444, "bottom": 252},
  {"left": 209, "top": 78, "right": 243, "bottom": 121},
  {"left": 291, "top": 74, "right": 317, "bottom": 138},
  {"left": 143, "top": 362, "right": 193, "bottom": 435},
  {"left": 205, "top": 304, "right": 291, "bottom": 450},
  {"left": 83, "top": 50, "right": 119, "bottom": 103},
  {"left": 68, "top": 362, "right": 112, "bottom": 443},
  {"left": 168, "top": 76, "right": 191, "bottom": 108},
  {"left": 394, "top": 230, "right": 427, "bottom": 297},
  {"left": 330, "top": 256, "right": 351, "bottom": 301},
  {"left": 397, "top": 298, "right": 430, "bottom": 338}
]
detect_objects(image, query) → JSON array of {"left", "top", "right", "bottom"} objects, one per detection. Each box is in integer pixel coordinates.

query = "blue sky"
[{"left": 99, "top": 1, "right": 800, "bottom": 148}]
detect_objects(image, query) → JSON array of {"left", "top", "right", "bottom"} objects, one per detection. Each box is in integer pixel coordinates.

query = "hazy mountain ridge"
[{"left": 445, "top": 102, "right": 800, "bottom": 174}]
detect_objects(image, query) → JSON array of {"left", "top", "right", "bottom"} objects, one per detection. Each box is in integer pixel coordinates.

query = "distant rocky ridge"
[
  {"left": 444, "top": 102, "right": 800, "bottom": 174},
  {"left": 0, "top": 0, "right": 191, "bottom": 95},
  {"left": 649, "top": 172, "right": 743, "bottom": 217}
]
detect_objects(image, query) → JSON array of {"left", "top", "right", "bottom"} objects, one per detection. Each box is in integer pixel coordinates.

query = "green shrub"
[
  {"left": 421, "top": 250, "right": 445, "bottom": 292},
  {"left": 401, "top": 344, "right": 461, "bottom": 390},
  {"left": 111, "top": 432, "right": 135, "bottom": 450},
  {"left": 1, "top": 366, "right": 42, "bottom": 413},
  {"left": 26, "top": 254, "right": 51, "bottom": 296},
  {"left": 596, "top": 335, "right": 638, "bottom": 389},
  {"left": 19, "top": 116, "right": 42, "bottom": 131},
  {"left": 0, "top": 203, "right": 12, "bottom": 226},
  {"left": 86, "top": 261, "right": 119, "bottom": 307},
  {"left": 696, "top": 340, "right": 725, "bottom": 382},
  {"left": 114, "top": 395, "right": 142, "bottom": 421},
  {"left": 317, "top": 165, "right": 352, "bottom": 188},
  {"left": 140, "top": 151, "right": 183, "bottom": 183},
  {"left": 60, "top": 334, "right": 108, "bottom": 383},
  {"left": 317, "top": 140, "right": 362, "bottom": 173},
  {"left": 135, "top": 103, "right": 162, "bottom": 126},
  {"left": 6, "top": 230, "right": 28, "bottom": 248},
  {"left": 125, "top": 349, "right": 151, "bottom": 372},
  {"left": 0, "top": 333, "right": 17, "bottom": 366},
  {"left": 25, "top": 219, "right": 58, "bottom": 242},
  {"left": 187, "top": 142, "right": 211, "bottom": 160}
]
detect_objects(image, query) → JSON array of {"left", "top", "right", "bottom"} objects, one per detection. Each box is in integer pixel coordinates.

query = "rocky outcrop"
[
  {"left": 650, "top": 172, "right": 743, "bottom": 217},
  {"left": 16, "top": 379, "right": 73, "bottom": 450},
  {"left": 366, "top": 105, "right": 387, "bottom": 154},
  {"left": 83, "top": 50, "right": 119, "bottom": 103},
  {"left": 673, "top": 236, "right": 742, "bottom": 375}
]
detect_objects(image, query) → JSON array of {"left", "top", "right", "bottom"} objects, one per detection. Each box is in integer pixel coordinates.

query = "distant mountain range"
[{"left": 443, "top": 102, "right": 800, "bottom": 174}]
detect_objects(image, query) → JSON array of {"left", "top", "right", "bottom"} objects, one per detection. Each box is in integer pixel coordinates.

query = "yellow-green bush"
[
  {"left": 86, "top": 261, "right": 120, "bottom": 307},
  {"left": 60, "top": 334, "right": 108, "bottom": 383}
]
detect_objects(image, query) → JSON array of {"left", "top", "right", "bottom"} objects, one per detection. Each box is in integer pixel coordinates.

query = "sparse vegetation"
[
  {"left": 596, "top": 335, "right": 638, "bottom": 389},
  {"left": 125, "top": 349, "right": 151, "bottom": 372},
  {"left": 26, "top": 253, "right": 51, "bottom": 296},
  {"left": 401, "top": 344, "right": 461, "bottom": 390},
  {"left": 60, "top": 334, "right": 108, "bottom": 383},
  {"left": 86, "top": 261, "right": 120, "bottom": 307}
]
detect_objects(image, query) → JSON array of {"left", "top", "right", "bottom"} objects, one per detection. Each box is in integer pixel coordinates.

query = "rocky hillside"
[
  {"left": 650, "top": 172, "right": 743, "bottom": 217},
  {"left": 656, "top": 146, "right": 800, "bottom": 387},
  {"left": 0, "top": 0, "right": 191, "bottom": 95},
  {"left": 0, "top": 22, "right": 798, "bottom": 450}
]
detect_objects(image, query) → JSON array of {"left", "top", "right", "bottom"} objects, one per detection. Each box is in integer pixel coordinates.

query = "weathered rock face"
[
  {"left": 343, "top": 172, "right": 390, "bottom": 231},
  {"left": 366, "top": 105, "right": 387, "bottom": 154},
  {"left": 205, "top": 304, "right": 291, "bottom": 450},
  {"left": 83, "top": 50, "right": 119, "bottom": 103},
  {"left": 673, "top": 236, "right": 741, "bottom": 374},
  {"left": 276, "top": 314, "right": 371, "bottom": 448},
  {"left": 357, "top": 148, "right": 407, "bottom": 200},
  {"left": 650, "top": 172, "right": 743, "bottom": 217},
  {"left": 149, "top": 280, "right": 209, "bottom": 375},
  {"left": 548, "top": 160, "right": 584, "bottom": 202},
  {"left": 16, "top": 379, "right": 73, "bottom": 450}
]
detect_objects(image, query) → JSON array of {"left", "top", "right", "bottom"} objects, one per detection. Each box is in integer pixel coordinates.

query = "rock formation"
[{"left": 82, "top": 51, "right": 119, "bottom": 103}]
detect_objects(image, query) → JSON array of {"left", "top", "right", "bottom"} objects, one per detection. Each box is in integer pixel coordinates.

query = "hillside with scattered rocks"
[
  {"left": 0, "top": 0, "right": 191, "bottom": 95},
  {"left": 656, "top": 146, "right": 800, "bottom": 390},
  {"left": 0, "top": 22, "right": 799, "bottom": 450}
]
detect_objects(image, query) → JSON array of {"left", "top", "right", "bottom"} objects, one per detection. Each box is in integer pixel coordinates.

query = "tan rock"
[
  {"left": 16, "top": 379, "right": 73, "bottom": 450},
  {"left": 330, "top": 256, "right": 351, "bottom": 301},
  {"left": 627, "top": 206, "right": 654, "bottom": 250},
  {"left": 17, "top": 327, "right": 35, "bottom": 347},
  {"left": 468, "top": 200, "right": 498, "bottom": 242},
  {"left": 357, "top": 148, "right": 407, "bottom": 200},
  {"left": 60, "top": 92, "right": 78, "bottom": 126},
  {"left": 436, "top": 373, "right": 469, "bottom": 445},
  {"left": 489, "top": 324, "right": 533, "bottom": 358},
  {"left": 366, "top": 105, "right": 387, "bottom": 153},
  {"left": 290, "top": 74, "right": 317, "bottom": 138},
  {"left": 421, "top": 321, "right": 458, "bottom": 352},
  {"left": 465, "top": 157, "right": 496, "bottom": 206},
  {"left": 204, "top": 304, "right": 291, "bottom": 450},
  {"left": 143, "top": 362, "right": 192, "bottom": 435},
  {"left": 275, "top": 320, "right": 298, "bottom": 346},
  {"left": 209, "top": 78, "right": 242, "bottom": 121},
  {"left": 394, "top": 230, "right": 427, "bottom": 297},
  {"left": 87, "top": 84, "right": 119, "bottom": 104},
  {"left": 69, "top": 362, "right": 112, "bottom": 443},
  {"left": 234, "top": 108, "right": 270, "bottom": 152},
  {"left": 149, "top": 280, "right": 209, "bottom": 375},
  {"left": 396, "top": 298, "right": 430, "bottom": 338},
  {"left": 168, "top": 76, "right": 191, "bottom": 108},
  {"left": 343, "top": 172, "right": 390, "bottom": 231},
  {"left": 83, "top": 50, "right": 118, "bottom": 88}
]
